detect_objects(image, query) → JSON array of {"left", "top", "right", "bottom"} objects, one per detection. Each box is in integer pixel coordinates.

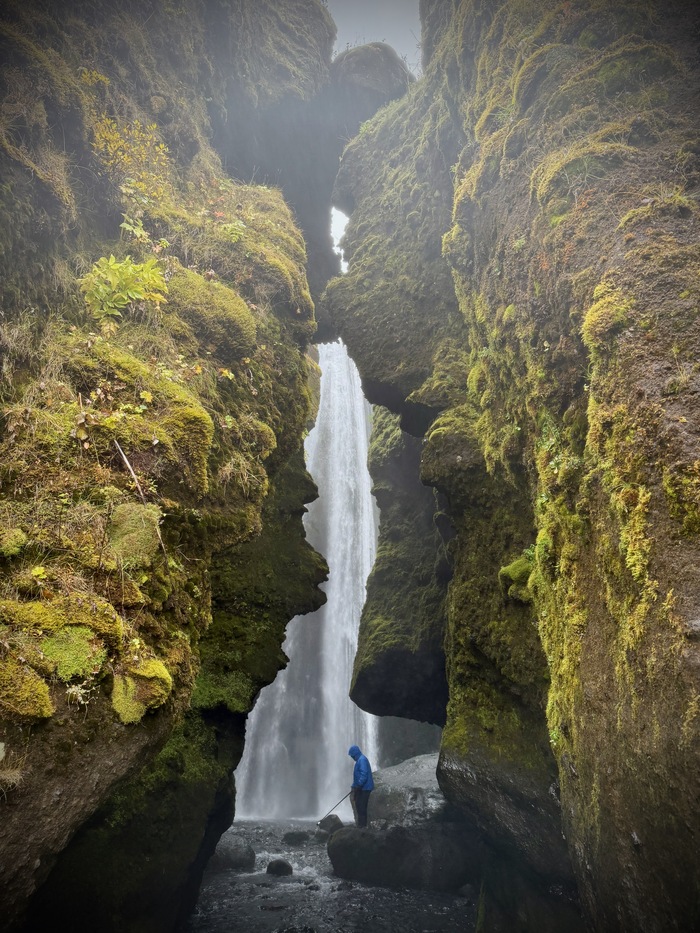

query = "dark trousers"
[{"left": 352, "top": 788, "right": 371, "bottom": 828}]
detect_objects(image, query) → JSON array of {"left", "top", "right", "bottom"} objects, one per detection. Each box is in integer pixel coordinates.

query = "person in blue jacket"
[{"left": 348, "top": 744, "right": 374, "bottom": 828}]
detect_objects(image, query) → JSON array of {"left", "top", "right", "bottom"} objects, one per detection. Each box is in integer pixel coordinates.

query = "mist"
[{"left": 325, "top": 0, "right": 421, "bottom": 72}]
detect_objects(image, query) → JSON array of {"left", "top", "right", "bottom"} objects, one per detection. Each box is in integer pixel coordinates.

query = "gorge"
[{"left": 0, "top": 1, "right": 699, "bottom": 932}]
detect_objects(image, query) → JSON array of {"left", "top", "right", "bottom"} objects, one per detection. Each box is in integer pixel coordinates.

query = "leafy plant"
[
  {"left": 79, "top": 255, "right": 167, "bottom": 329},
  {"left": 92, "top": 116, "right": 171, "bottom": 203}
]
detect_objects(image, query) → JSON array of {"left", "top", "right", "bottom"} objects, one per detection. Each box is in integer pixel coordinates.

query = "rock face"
[
  {"left": 351, "top": 409, "right": 449, "bottom": 725},
  {"left": 326, "top": 1, "right": 700, "bottom": 930},
  {"left": 0, "top": 1, "right": 414, "bottom": 931}
]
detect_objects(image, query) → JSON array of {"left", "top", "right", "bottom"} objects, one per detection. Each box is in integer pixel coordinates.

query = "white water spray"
[{"left": 235, "top": 339, "right": 380, "bottom": 820}]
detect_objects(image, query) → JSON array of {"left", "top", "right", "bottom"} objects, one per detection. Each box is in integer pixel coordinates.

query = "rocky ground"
[{"left": 185, "top": 819, "right": 477, "bottom": 933}]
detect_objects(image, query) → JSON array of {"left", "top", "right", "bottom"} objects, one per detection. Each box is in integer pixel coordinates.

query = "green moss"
[
  {"left": 166, "top": 265, "right": 256, "bottom": 363},
  {"left": 663, "top": 465, "right": 700, "bottom": 535},
  {"left": 0, "top": 527, "right": 28, "bottom": 558},
  {"left": 111, "top": 675, "right": 144, "bottom": 725},
  {"left": 111, "top": 658, "right": 172, "bottom": 725},
  {"left": 191, "top": 667, "right": 256, "bottom": 715},
  {"left": 499, "top": 551, "right": 534, "bottom": 603},
  {"left": 40, "top": 625, "right": 107, "bottom": 681},
  {"left": 0, "top": 656, "right": 54, "bottom": 719},
  {"left": 159, "top": 404, "right": 214, "bottom": 496},
  {"left": 581, "top": 280, "right": 633, "bottom": 352},
  {"left": 107, "top": 503, "right": 162, "bottom": 569},
  {"left": 531, "top": 136, "right": 633, "bottom": 207},
  {"left": 0, "top": 594, "right": 123, "bottom": 646}
]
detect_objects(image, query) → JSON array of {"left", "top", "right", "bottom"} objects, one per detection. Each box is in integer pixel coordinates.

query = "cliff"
[
  {"left": 326, "top": 0, "right": 700, "bottom": 929},
  {"left": 3, "top": 0, "right": 699, "bottom": 929},
  {"left": 0, "top": 1, "right": 411, "bottom": 929}
]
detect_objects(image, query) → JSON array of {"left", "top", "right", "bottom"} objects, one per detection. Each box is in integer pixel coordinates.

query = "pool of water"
[{"left": 185, "top": 819, "right": 478, "bottom": 933}]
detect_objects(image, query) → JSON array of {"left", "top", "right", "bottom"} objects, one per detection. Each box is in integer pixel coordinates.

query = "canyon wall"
[
  {"left": 325, "top": 0, "right": 700, "bottom": 929},
  {"left": 0, "top": 2, "right": 410, "bottom": 928}
]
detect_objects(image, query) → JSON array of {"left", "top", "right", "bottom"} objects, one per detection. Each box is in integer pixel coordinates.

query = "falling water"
[{"left": 235, "top": 338, "right": 380, "bottom": 820}]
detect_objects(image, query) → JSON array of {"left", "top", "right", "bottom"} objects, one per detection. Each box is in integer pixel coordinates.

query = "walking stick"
[{"left": 317, "top": 790, "right": 351, "bottom": 824}]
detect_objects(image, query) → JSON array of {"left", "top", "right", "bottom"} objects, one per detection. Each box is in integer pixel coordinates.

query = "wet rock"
[
  {"left": 266, "top": 858, "right": 293, "bottom": 876},
  {"left": 371, "top": 753, "right": 454, "bottom": 826},
  {"left": 282, "top": 830, "right": 311, "bottom": 846},
  {"left": 317, "top": 814, "right": 343, "bottom": 835},
  {"left": 207, "top": 835, "right": 256, "bottom": 873},
  {"left": 327, "top": 824, "right": 482, "bottom": 892}
]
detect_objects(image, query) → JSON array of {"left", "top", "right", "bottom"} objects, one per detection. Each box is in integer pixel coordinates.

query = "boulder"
[
  {"left": 266, "top": 858, "right": 293, "bottom": 876},
  {"left": 327, "top": 824, "right": 482, "bottom": 893},
  {"left": 317, "top": 814, "right": 343, "bottom": 835},
  {"left": 282, "top": 830, "right": 311, "bottom": 846},
  {"left": 207, "top": 835, "right": 256, "bottom": 873},
  {"left": 371, "top": 753, "right": 453, "bottom": 826}
]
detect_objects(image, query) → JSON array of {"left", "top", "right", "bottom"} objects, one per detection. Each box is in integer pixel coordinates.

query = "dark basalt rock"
[
  {"left": 316, "top": 814, "right": 344, "bottom": 835},
  {"left": 266, "top": 858, "right": 293, "bottom": 877},
  {"left": 327, "top": 824, "right": 482, "bottom": 893},
  {"left": 207, "top": 835, "right": 256, "bottom": 874},
  {"left": 281, "top": 830, "right": 312, "bottom": 847}
]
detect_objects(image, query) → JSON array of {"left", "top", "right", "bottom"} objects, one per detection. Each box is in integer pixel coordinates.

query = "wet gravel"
[{"left": 185, "top": 820, "right": 478, "bottom": 933}]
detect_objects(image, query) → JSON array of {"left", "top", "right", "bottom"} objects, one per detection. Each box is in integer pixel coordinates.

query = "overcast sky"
[{"left": 325, "top": 0, "right": 421, "bottom": 72}]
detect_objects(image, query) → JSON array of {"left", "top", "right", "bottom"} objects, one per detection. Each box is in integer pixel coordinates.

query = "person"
[{"left": 348, "top": 744, "right": 374, "bottom": 828}]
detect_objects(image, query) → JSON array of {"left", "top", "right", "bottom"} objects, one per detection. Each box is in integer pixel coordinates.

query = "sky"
[
  {"left": 325, "top": 0, "right": 422, "bottom": 73},
  {"left": 326, "top": 0, "right": 422, "bottom": 254}
]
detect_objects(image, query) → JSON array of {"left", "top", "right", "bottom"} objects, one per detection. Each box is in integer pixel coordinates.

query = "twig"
[
  {"left": 112, "top": 440, "right": 168, "bottom": 559},
  {"left": 113, "top": 439, "right": 146, "bottom": 503}
]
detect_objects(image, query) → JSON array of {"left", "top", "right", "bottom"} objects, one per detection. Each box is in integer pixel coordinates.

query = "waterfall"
[{"left": 235, "top": 339, "right": 380, "bottom": 820}]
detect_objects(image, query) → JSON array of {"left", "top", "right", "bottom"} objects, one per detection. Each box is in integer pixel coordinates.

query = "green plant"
[
  {"left": 79, "top": 255, "right": 167, "bottom": 329},
  {"left": 92, "top": 116, "right": 171, "bottom": 203}
]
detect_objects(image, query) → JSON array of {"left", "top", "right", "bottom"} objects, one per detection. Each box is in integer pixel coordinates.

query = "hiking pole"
[{"left": 317, "top": 790, "right": 351, "bottom": 824}]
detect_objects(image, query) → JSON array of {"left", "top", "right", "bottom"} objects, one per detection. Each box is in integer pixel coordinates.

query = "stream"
[{"left": 186, "top": 819, "right": 478, "bottom": 933}]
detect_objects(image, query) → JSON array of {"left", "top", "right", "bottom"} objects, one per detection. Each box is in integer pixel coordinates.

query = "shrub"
[{"left": 79, "top": 254, "right": 167, "bottom": 328}]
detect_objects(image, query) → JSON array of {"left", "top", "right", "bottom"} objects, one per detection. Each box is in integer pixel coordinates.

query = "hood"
[{"left": 348, "top": 745, "right": 361, "bottom": 760}]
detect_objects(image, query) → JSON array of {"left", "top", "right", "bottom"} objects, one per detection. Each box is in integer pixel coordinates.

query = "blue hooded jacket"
[{"left": 348, "top": 745, "right": 374, "bottom": 791}]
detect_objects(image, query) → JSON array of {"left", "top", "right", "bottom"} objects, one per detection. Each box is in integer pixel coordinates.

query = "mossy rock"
[
  {"left": 0, "top": 594, "right": 123, "bottom": 648},
  {"left": 499, "top": 551, "right": 536, "bottom": 604},
  {"left": 166, "top": 266, "right": 256, "bottom": 363},
  {"left": 111, "top": 658, "right": 173, "bottom": 725},
  {"left": 159, "top": 404, "right": 214, "bottom": 497},
  {"left": 581, "top": 280, "right": 633, "bottom": 353},
  {"left": 0, "top": 656, "right": 54, "bottom": 720}
]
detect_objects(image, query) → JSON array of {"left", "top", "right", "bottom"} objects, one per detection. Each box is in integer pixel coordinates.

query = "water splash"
[{"left": 235, "top": 340, "right": 380, "bottom": 820}]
